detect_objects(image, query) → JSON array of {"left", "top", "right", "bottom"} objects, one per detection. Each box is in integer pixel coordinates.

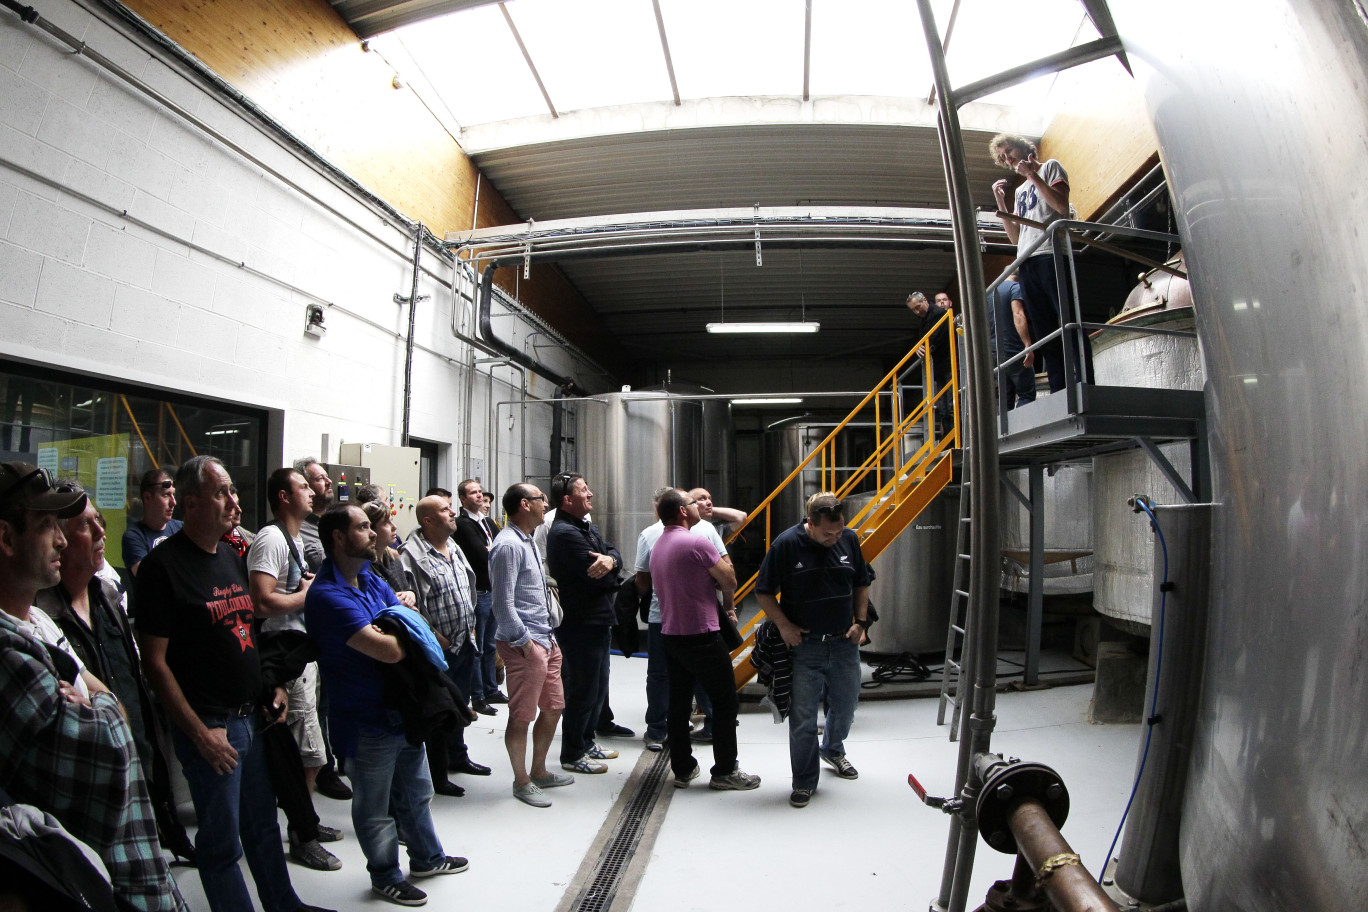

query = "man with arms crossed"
[
  {"left": 489, "top": 483, "right": 573, "bottom": 808},
  {"left": 452, "top": 479, "right": 507, "bottom": 714},
  {"left": 755, "top": 492, "right": 872, "bottom": 809},
  {"left": 306, "top": 504, "right": 468, "bottom": 907}
]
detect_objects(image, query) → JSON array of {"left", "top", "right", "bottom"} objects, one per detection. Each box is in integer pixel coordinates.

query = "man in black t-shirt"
[{"left": 136, "top": 455, "right": 331, "bottom": 912}]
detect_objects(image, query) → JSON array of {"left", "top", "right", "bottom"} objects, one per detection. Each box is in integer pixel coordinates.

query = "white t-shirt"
[
  {"left": 248, "top": 523, "right": 307, "bottom": 634},
  {"left": 18, "top": 606, "right": 91, "bottom": 699},
  {"left": 633, "top": 519, "right": 728, "bottom": 624},
  {"left": 1014, "top": 158, "right": 1069, "bottom": 257}
]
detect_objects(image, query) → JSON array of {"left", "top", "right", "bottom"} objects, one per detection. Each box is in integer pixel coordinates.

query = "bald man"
[{"left": 400, "top": 495, "right": 492, "bottom": 790}]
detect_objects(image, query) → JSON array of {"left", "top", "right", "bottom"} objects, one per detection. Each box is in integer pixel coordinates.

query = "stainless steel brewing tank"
[
  {"left": 1090, "top": 299, "right": 1203, "bottom": 634},
  {"left": 846, "top": 488, "right": 957, "bottom": 655},
  {"left": 575, "top": 390, "right": 717, "bottom": 561},
  {"left": 998, "top": 464, "right": 1094, "bottom": 596}
]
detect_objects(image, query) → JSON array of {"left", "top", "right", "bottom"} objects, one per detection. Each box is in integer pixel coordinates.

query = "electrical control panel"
[
  {"left": 322, "top": 463, "right": 370, "bottom": 506},
  {"left": 338, "top": 443, "right": 423, "bottom": 538}
]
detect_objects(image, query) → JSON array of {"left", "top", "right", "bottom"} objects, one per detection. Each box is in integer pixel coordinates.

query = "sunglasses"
[
  {"left": 0, "top": 466, "right": 56, "bottom": 506},
  {"left": 810, "top": 501, "right": 845, "bottom": 521}
]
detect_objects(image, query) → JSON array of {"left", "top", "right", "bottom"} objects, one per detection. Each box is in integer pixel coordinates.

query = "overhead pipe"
[
  {"left": 400, "top": 225, "right": 424, "bottom": 447},
  {"left": 477, "top": 263, "right": 580, "bottom": 394}
]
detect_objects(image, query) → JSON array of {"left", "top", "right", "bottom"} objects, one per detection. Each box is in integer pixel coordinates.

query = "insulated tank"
[
  {"left": 1112, "top": 1, "right": 1368, "bottom": 906},
  {"left": 1090, "top": 259, "right": 1201, "bottom": 633},
  {"left": 575, "top": 388, "right": 734, "bottom": 561},
  {"left": 998, "top": 463, "right": 1094, "bottom": 597}
]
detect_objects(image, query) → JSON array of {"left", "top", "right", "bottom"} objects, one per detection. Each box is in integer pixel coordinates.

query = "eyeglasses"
[
  {"left": 0, "top": 466, "right": 55, "bottom": 506},
  {"left": 683, "top": 500, "right": 696, "bottom": 507},
  {"left": 524, "top": 494, "right": 547, "bottom": 502}
]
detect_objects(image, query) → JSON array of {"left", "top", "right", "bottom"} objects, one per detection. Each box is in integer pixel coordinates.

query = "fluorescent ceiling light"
[
  {"left": 706, "top": 321, "right": 820, "bottom": 334},
  {"left": 730, "top": 398, "right": 804, "bottom": 405}
]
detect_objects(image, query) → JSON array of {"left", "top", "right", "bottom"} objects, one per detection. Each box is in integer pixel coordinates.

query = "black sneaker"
[
  {"left": 821, "top": 753, "right": 860, "bottom": 780},
  {"left": 790, "top": 788, "right": 813, "bottom": 808},
  {"left": 411, "top": 855, "right": 469, "bottom": 877},
  {"left": 314, "top": 767, "right": 353, "bottom": 800},
  {"left": 472, "top": 700, "right": 499, "bottom": 716},
  {"left": 484, "top": 689, "right": 509, "bottom": 704},
  {"left": 595, "top": 723, "right": 635, "bottom": 738},
  {"left": 372, "top": 880, "right": 427, "bottom": 906}
]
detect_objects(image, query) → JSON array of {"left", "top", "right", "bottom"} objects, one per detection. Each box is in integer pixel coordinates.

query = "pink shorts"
[{"left": 496, "top": 639, "right": 565, "bottom": 724}]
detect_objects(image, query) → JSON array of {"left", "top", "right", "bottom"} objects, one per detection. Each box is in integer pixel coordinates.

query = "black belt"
[
  {"left": 199, "top": 701, "right": 257, "bottom": 718},
  {"left": 802, "top": 632, "right": 845, "bottom": 642}
]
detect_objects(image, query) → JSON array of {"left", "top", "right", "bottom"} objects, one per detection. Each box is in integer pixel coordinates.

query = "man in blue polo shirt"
[
  {"left": 754, "top": 492, "right": 872, "bottom": 809},
  {"left": 305, "top": 503, "right": 468, "bottom": 907}
]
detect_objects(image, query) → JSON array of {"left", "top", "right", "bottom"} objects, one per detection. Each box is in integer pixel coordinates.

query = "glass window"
[{"left": 0, "top": 361, "right": 268, "bottom": 571}]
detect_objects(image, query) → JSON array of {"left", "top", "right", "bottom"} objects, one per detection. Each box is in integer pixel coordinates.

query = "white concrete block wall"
[{"left": 0, "top": 0, "right": 596, "bottom": 491}]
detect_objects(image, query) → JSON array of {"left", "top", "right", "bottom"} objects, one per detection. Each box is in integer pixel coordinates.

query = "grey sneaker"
[
  {"left": 789, "top": 788, "right": 813, "bottom": 808},
  {"left": 709, "top": 764, "right": 761, "bottom": 791},
  {"left": 315, "top": 824, "right": 344, "bottom": 843},
  {"left": 822, "top": 753, "right": 859, "bottom": 780},
  {"left": 513, "top": 782, "right": 552, "bottom": 807},
  {"left": 585, "top": 742, "right": 619, "bottom": 760},
  {"left": 532, "top": 771, "right": 575, "bottom": 789},
  {"left": 643, "top": 734, "right": 666, "bottom": 752},
  {"left": 411, "top": 855, "right": 469, "bottom": 877},
  {"left": 372, "top": 880, "right": 427, "bottom": 906},
  {"left": 289, "top": 835, "right": 342, "bottom": 871},
  {"left": 562, "top": 755, "right": 609, "bottom": 774},
  {"left": 673, "top": 763, "right": 701, "bottom": 789}
]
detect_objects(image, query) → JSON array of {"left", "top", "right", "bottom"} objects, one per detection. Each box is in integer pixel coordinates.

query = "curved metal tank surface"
[
  {"left": 1113, "top": 0, "right": 1368, "bottom": 906},
  {"left": 1091, "top": 309, "right": 1203, "bottom": 632},
  {"left": 576, "top": 391, "right": 707, "bottom": 561},
  {"left": 847, "top": 489, "right": 957, "bottom": 655},
  {"left": 999, "top": 464, "right": 1093, "bottom": 596}
]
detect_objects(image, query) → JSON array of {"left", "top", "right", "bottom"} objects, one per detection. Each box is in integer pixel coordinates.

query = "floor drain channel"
[{"left": 567, "top": 750, "right": 673, "bottom": 912}]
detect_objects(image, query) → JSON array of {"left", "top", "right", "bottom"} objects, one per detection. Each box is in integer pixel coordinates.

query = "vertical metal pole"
[
  {"left": 401, "top": 224, "right": 423, "bottom": 448},
  {"left": 916, "top": 1, "right": 1002, "bottom": 909},
  {"left": 1027, "top": 464, "right": 1045, "bottom": 685},
  {"left": 1052, "top": 240, "right": 1078, "bottom": 414}
]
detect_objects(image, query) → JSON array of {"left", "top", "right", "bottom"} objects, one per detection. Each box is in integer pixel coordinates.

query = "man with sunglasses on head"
[
  {"left": 122, "top": 467, "right": 181, "bottom": 577},
  {"left": 489, "top": 484, "right": 572, "bottom": 808},
  {"left": 0, "top": 462, "right": 190, "bottom": 911},
  {"left": 754, "top": 492, "right": 872, "bottom": 810}
]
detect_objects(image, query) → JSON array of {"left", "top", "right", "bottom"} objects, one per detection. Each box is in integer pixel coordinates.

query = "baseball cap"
[{"left": 0, "top": 462, "right": 88, "bottom": 518}]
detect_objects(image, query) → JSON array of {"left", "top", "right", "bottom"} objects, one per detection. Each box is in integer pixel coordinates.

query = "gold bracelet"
[{"left": 1035, "top": 852, "right": 1081, "bottom": 888}]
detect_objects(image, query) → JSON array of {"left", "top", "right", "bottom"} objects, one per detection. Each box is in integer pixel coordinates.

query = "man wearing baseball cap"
[{"left": 0, "top": 461, "right": 190, "bottom": 911}]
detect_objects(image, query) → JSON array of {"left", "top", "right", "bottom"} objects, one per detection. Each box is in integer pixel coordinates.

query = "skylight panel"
[
  {"left": 944, "top": 0, "right": 1097, "bottom": 108},
  {"left": 510, "top": 0, "right": 673, "bottom": 113},
  {"left": 658, "top": 0, "right": 806, "bottom": 100},
  {"left": 808, "top": 0, "right": 945, "bottom": 98},
  {"left": 382, "top": 3, "right": 549, "bottom": 128}
]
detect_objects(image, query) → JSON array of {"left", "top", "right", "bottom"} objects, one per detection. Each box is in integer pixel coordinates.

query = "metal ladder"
[{"left": 936, "top": 458, "right": 973, "bottom": 741}]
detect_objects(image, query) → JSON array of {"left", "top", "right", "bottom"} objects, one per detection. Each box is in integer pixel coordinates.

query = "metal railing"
[{"left": 723, "top": 309, "right": 960, "bottom": 679}]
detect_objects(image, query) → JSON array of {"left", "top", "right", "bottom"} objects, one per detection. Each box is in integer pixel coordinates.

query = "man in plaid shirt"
[
  {"left": 0, "top": 461, "right": 188, "bottom": 912},
  {"left": 401, "top": 494, "right": 491, "bottom": 785}
]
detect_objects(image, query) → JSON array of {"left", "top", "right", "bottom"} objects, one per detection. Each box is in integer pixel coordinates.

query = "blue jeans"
[
  {"left": 645, "top": 622, "right": 714, "bottom": 741},
  {"left": 172, "top": 714, "right": 301, "bottom": 912},
  {"left": 788, "top": 637, "right": 861, "bottom": 791},
  {"left": 474, "top": 590, "right": 499, "bottom": 698},
  {"left": 351, "top": 725, "right": 444, "bottom": 888},
  {"left": 556, "top": 624, "right": 611, "bottom": 764}
]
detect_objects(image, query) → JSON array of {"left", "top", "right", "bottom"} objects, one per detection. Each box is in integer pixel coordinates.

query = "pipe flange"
[
  {"left": 974, "top": 759, "right": 1070, "bottom": 854},
  {"left": 982, "top": 878, "right": 1050, "bottom": 912}
]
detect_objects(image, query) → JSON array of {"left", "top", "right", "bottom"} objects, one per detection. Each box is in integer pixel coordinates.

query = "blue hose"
[{"left": 1100, "top": 498, "right": 1169, "bottom": 882}]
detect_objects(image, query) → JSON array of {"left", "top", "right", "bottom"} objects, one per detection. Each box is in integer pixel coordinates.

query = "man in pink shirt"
[{"left": 649, "top": 489, "right": 760, "bottom": 792}]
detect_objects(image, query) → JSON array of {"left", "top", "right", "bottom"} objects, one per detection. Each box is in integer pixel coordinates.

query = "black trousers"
[
  {"left": 262, "top": 721, "right": 321, "bottom": 842},
  {"left": 662, "top": 631, "right": 738, "bottom": 779},
  {"left": 1018, "top": 254, "right": 1093, "bottom": 393}
]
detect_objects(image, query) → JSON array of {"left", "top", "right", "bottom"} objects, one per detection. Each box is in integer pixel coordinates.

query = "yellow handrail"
[{"left": 726, "top": 310, "right": 960, "bottom": 612}]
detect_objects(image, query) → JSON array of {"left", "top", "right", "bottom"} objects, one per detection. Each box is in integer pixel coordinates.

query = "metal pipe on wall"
[{"left": 401, "top": 225, "right": 423, "bottom": 447}]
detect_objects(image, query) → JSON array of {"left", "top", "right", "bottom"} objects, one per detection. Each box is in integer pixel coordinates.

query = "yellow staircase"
[{"left": 727, "top": 310, "right": 960, "bottom": 687}]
